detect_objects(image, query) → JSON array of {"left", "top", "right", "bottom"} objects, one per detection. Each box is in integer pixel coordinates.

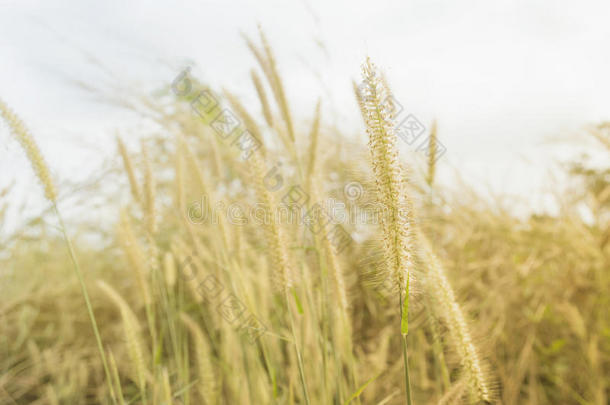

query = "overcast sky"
[{"left": 1, "top": 0, "right": 610, "bottom": 225}]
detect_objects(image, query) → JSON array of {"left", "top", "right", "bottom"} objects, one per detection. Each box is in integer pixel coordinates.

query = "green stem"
[
  {"left": 400, "top": 291, "right": 413, "bottom": 405},
  {"left": 402, "top": 334, "right": 413, "bottom": 405},
  {"left": 53, "top": 204, "right": 117, "bottom": 405}
]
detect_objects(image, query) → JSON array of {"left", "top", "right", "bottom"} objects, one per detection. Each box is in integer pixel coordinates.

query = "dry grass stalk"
[
  {"left": 304, "top": 105, "right": 349, "bottom": 316},
  {"left": 251, "top": 69, "right": 274, "bottom": 127},
  {"left": 248, "top": 149, "right": 293, "bottom": 291},
  {"left": 361, "top": 57, "right": 416, "bottom": 404},
  {"left": 180, "top": 313, "right": 217, "bottom": 405},
  {"left": 4, "top": 36, "right": 608, "bottom": 405},
  {"left": 306, "top": 100, "right": 321, "bottom": 184},
  {"left": 118, "top": 211, "right": 152, "bottom": 306},
  {"left": 179, "top": 137, "right": 231, "bottom": 252},
  {"left": 117, "top": 136, "right": 142, "bottom": 203},
  {"left": 419, "top": 235, "right": 492, "bottom": 403},
  {"left": 225, "top": 89, "right": 264, "bottom": 147},
  {"left": 360, "top": 58, "right": 415, "bottom": 302},
  {"left": 141, "top": 143, "right": 157, "bottom": 235},
  {"left": 245, "top": 28, "right": 295, "bottom": 143},
  {"left": 0, "top": 99, "right": 119, "bottom": 403},
  {"left": 97, "top": 280, "right": 148, "bottom": 392},
  {"left": 0, "top": 99, "right": 57, "bottom": 202}
]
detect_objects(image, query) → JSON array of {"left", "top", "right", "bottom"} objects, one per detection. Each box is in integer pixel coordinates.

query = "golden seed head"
[
  {"left": 251, "top": 69, "right": 274, "bottom": 127},
  {"left": 117, "top": 136, "right": 142, "bottom": 203},
  {"left": 97, "top": 280, "right": 148, "bottom": 390},
  {"left": 420, "top": 236, "right": 492, "bottom": 402},
  {"left": 360, "top": 58, "right": 415, "bottom": 293},
  {"left": 141, "top": 143, "right": 157, "bottom": 235},
  {"left": 248, "top": 150, "right": 294, "bottom": 291},
  {"left": 0, "top": 99, "right": 57, "bottom": 203}
]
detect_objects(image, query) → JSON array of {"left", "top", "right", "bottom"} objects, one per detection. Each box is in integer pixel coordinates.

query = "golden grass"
[
  {"left": 0, "top": 99, "right": 57, "bottom": 203},
  {"left": 0, "top": 38, "right": 609, "bottom": 405}
]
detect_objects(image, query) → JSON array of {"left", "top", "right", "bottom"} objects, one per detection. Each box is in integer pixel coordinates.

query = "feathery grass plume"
[
  {"left": 118, "top": 210, "right": 152, "bottom": 306},
  {"left": 418, "top": 235, "right": 492, "bottom": 403},
  {"left": 180, "top": 313, "right": 218, "bottom": 405},
  {"left": 259, "top": 28, "right": 294, "bottom": 142},
  {"left": 248, "top": 149, "right": 294, "bottom": 291},
  {"left": 1, "top": 99, "right": 119, "bottom": 403},
  {"left": 0, "top": 99, "right": 57, "bottom": 202},
  {"left": 245, "top": 27, "right": 295, "bottom": 143},
  {"left": 97, "top": 280, "right": 149, "bottom": 393},
  {"left": 141, "top": 143, "right": 157, "bottom": 235},
  {"left": 427, "top": 303, "right": 451, "bottom": 391},
  {"left": 251, "top": 69, "right": 274, "bottom": 127},
  {"left": 361, "top": 58, "right": 416, "bottom": 404},
  {"left": 380, "top": 72, "right": 400, "bottom": 115},
  {"left": 360, "top": 58, "right": 416, "bottom": 304},
  {"left": 427, "top": 120, "right": 438, "bottom": 186},
  {"left": 244, "top": 33, "right": 272, "bottom": 84},
  {"left": 117, "top": 136, "right": 142, "bottom": 203}
]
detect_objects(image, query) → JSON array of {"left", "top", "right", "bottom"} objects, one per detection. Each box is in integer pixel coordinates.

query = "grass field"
[{"left": 0, "top": 31, "right": 608, "bottom": 405}]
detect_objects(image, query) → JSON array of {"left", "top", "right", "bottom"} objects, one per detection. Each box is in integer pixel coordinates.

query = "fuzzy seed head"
[
  {"left": 360, "top": 58, "right": 415, "bottom": 294},
  {"left": 248, "top": 150, "right": 294, "bottom": 291},
  {"left": 97, "top": 280, "right": 148, "bottom": 390},
  {"left": 420, "top": 236, "right": 492, "bottom": 403},
  {"left": 0, "top": 99, "right": 57, "bottom": 203},
  {"left": 117, "top": 136, "right": 142, "bottom": 203}
]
